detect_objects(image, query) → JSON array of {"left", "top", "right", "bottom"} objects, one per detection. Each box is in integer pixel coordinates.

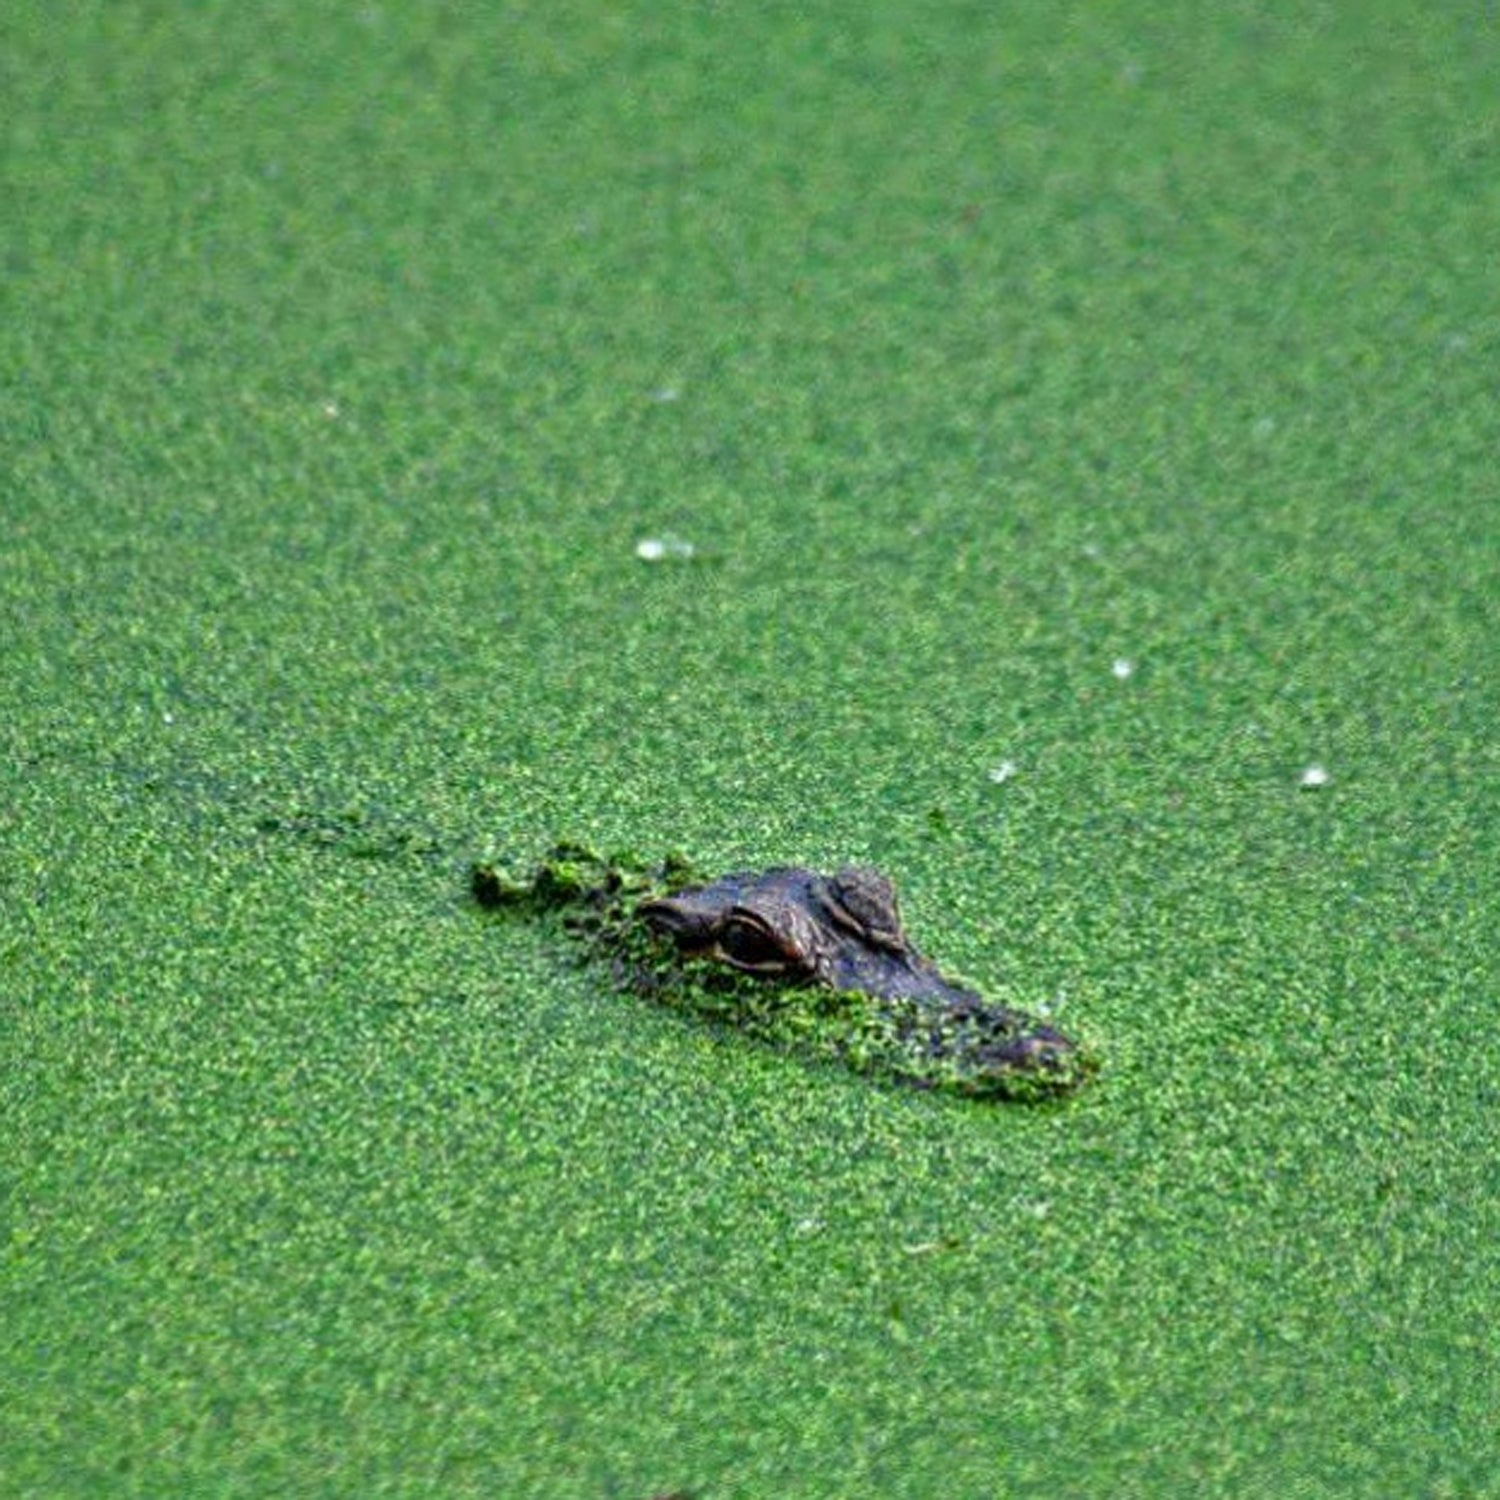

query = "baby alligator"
[{"left": 473, "top": 845, "right": 1091, "bottom": 1102}]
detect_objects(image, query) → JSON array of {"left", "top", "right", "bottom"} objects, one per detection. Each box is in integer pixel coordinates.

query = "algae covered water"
[{"left": 5, "top": 2, "right": 1499, "bottom": 1494}]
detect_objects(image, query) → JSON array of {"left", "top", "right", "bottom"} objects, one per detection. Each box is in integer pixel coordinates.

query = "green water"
[{"left": 4, "top": 3, "right": 1498, "bottom": 1494}]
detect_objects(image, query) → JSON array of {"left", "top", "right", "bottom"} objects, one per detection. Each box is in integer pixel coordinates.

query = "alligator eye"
[{"left": 719, "top": 918, "right": 791, "bottom": 974}]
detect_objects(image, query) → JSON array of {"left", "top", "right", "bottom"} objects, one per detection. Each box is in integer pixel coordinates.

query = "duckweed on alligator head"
[{"left": 473, "top": 843, "right": 1094, "bottom": 1103}]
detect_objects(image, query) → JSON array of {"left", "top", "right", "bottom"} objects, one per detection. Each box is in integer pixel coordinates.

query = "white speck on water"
[
  {"left": 321, "top": 401, "right": 340, "bottom": 419},
  {"left": 162, "top": 711, "right": 174, "bottom": 725},
  {"left": 1299, "top": 764, "right": 1331, "bottom": 788},
  {"left": 635, "top": 534, "right": 696, "bottom": 562},
  {"left": 987, "top": 760, "right": 1019, "bottom": 784},
  {"left": 1111, "top": 657, "right": 1135, "bottom": 679}
]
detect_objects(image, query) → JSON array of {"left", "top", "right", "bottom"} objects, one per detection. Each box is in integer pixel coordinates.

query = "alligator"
[{"left": 473, "top": 844, "right": 1090, "bottom": 1102}]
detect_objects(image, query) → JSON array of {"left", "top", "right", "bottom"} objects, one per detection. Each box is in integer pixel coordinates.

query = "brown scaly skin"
[{"left": 473, "top": 845, "right": 1092, "bottom": 1102}]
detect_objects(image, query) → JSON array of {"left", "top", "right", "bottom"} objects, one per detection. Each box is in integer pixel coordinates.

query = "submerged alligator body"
[{"left": 473, "top": 845, "right": 1091, "bottom": 1102}]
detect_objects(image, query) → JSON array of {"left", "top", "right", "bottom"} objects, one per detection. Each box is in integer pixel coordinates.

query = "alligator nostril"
[
  {"left": 1031, "top": 1037, "right": 1073, "bottom": 1066},
  {"left": 987, "top": 1028, "right": 1079, "bottom": 1074}
]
